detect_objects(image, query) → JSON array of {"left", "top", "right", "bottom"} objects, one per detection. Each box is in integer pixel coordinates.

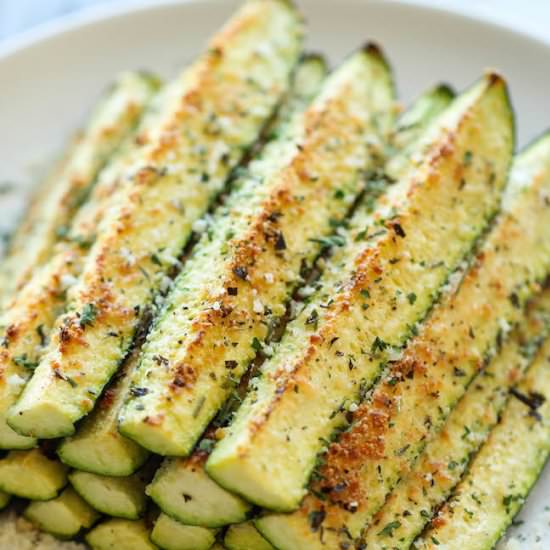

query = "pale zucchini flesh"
[
  {"left": 119, "top": 46, "right": 395, "bottom": 456},
  {"left": 417, "top": 331, "right": 550, "bottom": 549},
  {"left": 151, "top": 513, "right": 218, "bottom": 550},
  {"left": 69, "top": 459, "right": 155, "bottom": 519},
  {"left": 0, "top": 71, "right": 159, "bottom": 304},
  {"left": 147, "top": 81, "right": 455, "bottom": 528},
  {"left": 362, "top": 286, "right": 550, "bottom": 548},
  {"left": 8, "top": 0, "right": 304, "bottom": 440},
  {"left": 58, "top": 348, "right": 150, "bottom": 476},
  {"left": 0, "top": 448, "right": 68, "bottom": 500},
  {"left": 207, "top": 74, "right": 514, "bottom": 512},
  {"left": 23, "top": 486, "right": 99, "bottom": 539},
  {"left": 147, "top": 453, "right": 253, "bottom": 528},
  {"left": 224, "top": 521, "right": 274, "bottom": 550},
  {"left": 86, "top": 518, "right": 157, "bottom": 550},
  {"left": 0, "top": 76, "right": 161, "bottom": 451},
  {"left": 58, "top": 53, "right": 327, "bottom": 478}
]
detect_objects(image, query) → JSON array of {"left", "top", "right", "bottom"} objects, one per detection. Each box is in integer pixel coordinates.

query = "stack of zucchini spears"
[{"left": 0, "top": 1, "right": 549, "bottom": 548}]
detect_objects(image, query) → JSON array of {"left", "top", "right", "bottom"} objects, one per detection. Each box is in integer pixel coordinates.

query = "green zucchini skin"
[
  {"left": 417, "top": 330, "right": 550, "bottom": 549},
  {"left": 208, "top": 73, "right": 514, "bottom": 515},
  {"left": 146, "top": 81, "right": 454, "bottom": 529},
  {"left": 8, "top": 0, "right": 304, "bottom": 441}
]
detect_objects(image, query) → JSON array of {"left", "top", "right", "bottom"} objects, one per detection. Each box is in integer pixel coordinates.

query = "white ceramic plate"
[{"left": 0, "top": 1, "right": 549, "bottom": 547}]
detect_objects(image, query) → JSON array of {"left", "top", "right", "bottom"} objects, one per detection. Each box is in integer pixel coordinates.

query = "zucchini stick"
[
  {"left": 58, "top": 54, "right": 328, "bottom": 477},
  {"left": 208, "top": 73, "right": 514, "bottom": 513},
  {"left": 147, "top": 82, "right": 456, "bottom": 528},
  {"left": 9, "top": 0, "right": 304, "bottom": 439},
  {"left": 256, "top": 107, "right": 550, "bottom": 548},
  {"left": 151, "top": 513, "right": 218, "bottom": 550},
  {"left": 119, "top": 45, "right": 395, "bottom": 456},
  {"left": 0, "top": 448, "right": 68, "bottom": 501},
  {"left": 362, "top": 286, "right": 550, "bottom": 548},
  {"left": 23, "top": 486, "right": 99, "bottom": 539},
  {"left": 224, "top": 521, "right": 274, "bottom": 550},
  {"left": 417, "top": 329, "right": 550, "bottom": 548}
]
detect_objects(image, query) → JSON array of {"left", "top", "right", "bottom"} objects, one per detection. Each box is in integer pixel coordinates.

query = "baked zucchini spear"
[
  {"left": 151, "top": 513, "right": 218, "bottom": 550},
  {"left": 0, "top": 448, "right": 67, "bottom": 500},
  {"left": 417, "top": 331, "right": 550, "bottom": 549},
  {"left": 23, "top": 486, "right": 100, "bottom": 539},
  {"left": 119, "top": 43, "right": 395, "bottom": 457},
  {"left": 57, "top": 53, "right": 327, "bottom": 477},
  {"left": 0, "top": 71, "right": 158, "bottom": 304},
  {"left": 86, "top": 518, "right": 156, "bottom": 550},
  {"left": 146, "top": 82, "right": 456, "bottom": 528},
  {"left": 207, "top": 72, "right": 514, "bottom": 513},
  {"left": 255, "top": 106, "right": 550, "bottom": 548},
  {"left": 0, "top": 77, "right": 161, "bottom": 452},
  {"left": 8, "top": 0, "right": 304, "bottom": 440},
  {"left": 362, "top": 286, "right": 550, "bottom": 548},
  {"left": 69, "top": 459, "right": 156, "bottom": 519},
  {"left": 224, "top": 521, "right": 274, "bottom": 550}
]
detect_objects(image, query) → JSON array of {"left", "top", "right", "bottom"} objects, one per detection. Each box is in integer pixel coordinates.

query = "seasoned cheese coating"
[
  {"left": 8, "top": 0, "right": 303, "bottom": 439},
  {"left": 146, "top": 81, "right": 455, "bottom": 529},
  {"left": 207, "top": 74, "right": 514, "bottom": 512},
  {"left": 58, "top": 54, "right": 328, "bottom": 477},
  {"left": 358, "top": 135, "right": 550, "bottom": 548},
  {"left": 417, "top": 331, "right": 550, "bottom": 549},
  {"left": 362, "top": 288, "right": 550, "bottom": 548},
  {"left": 0, "top": 72, "right": 156, "bottom": 304},
  {"left": 119, "top": 47, "right": 395, "bottom": 456},
  {"left": 256, "top": 110, "right": 550, "bottom": 549}
]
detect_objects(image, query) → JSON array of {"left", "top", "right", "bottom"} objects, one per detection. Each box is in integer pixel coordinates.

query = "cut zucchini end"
[
  {"left": 0, "top": 449, "right": 68, "bottom": 500},
  {"left": 58, "top": 431, "right": 149, "bottom": 477},
  {"left": 0, "top": 415, "right": 37, "bottom": 450},
  {"left": 119, "top": 414, "right": 192, "bottom": 457},
  {"left": 69, "top": 470, "right": 146, "bottom": 520},
  {"left": 24, "top": 487, "right": 99, "bottom": 539},
  {"left": 86, "top": 518, "right": 157, "bottom": 550},
  {"left": 147, "top": 458, "right": 252, "bottom": 528},
  {"left": 205, "top": 452, "right": 301, "bottom": 512},
  {"left": 255, "top": 514, "right": 311, "bottom": 550},
  {"left": 8, "top": 400, "right": 76, "bottom": 439},
  {"left": 151, "top": 513, "right": 218, "bottom": 550},
  {"left": 225, "top": 521, "right": 275, "bottom": 550},
  {"left": 0, "top": 490, "right": 11, "bottom": 510}
]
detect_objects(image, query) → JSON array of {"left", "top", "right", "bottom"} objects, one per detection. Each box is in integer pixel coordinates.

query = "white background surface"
[{"left": 1, "top": 0, "right": 550, "bottom": 43}]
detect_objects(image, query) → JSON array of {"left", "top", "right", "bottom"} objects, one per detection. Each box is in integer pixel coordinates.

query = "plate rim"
[{"left": 0, "top": 0, "right": 549, "bottom": 64}]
